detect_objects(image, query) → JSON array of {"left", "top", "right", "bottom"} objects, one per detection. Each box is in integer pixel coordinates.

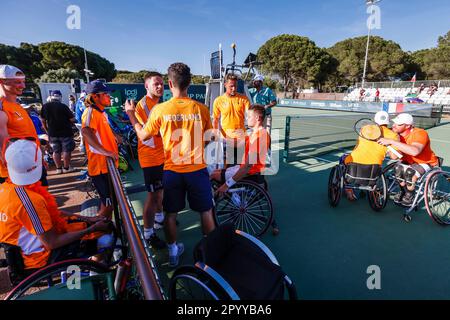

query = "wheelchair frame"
[
  {"left": 383, "top": 158, "right": 449, "bottom": 223},
  {"left": 328, "top": 162, "right": 388, "bottom": 212}
]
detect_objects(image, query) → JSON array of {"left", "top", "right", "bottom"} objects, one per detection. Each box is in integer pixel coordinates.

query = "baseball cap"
[
  {"left": 5, "top": 140, "right": 42, "bottom": 186},
  {"left": 0, "top": 65, "right": 25, "bottom": 80},
  {"left": 50, "top": 90, "right": 62, "bottom": 96},
  {"left": 85, "top": 80, "right": 114, "bottom": 94},
  {"left": 374, "top": 111, "right": 390, "bottom": 126},
  {"left": 392, "top": 113, "right": 414, "bottom": 125},
  {"left": 253, "top": 75, "right": 264, "bottom": 82}
]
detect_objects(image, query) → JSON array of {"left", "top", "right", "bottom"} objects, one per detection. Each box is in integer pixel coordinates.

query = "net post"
[{"left": 283, "top": 116, "right": 291, "bottom": 163}]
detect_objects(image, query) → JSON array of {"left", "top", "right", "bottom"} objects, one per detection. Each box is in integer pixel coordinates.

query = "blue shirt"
[
  {"left": 75, "top": 99, "right": 86, "bottom": 124},
  {"left": 248, "top": 87, "right": 277, "bottom": 115},
  {"left": 29, "top": 112, "right": 45, "bottom": 135}
]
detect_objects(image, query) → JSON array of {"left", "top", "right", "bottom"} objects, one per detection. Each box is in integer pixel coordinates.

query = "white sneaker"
[
  {"left": 56, "top": 168, "right": 63, "bottom": 174},
  {"left": 63, "top": 166, "right": 76, "bottom": 173}
]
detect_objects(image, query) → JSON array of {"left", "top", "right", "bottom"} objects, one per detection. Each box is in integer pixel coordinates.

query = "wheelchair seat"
[
  {"left": 193, "top": 224, "right": 286, "bottom": 300},
  {"left": 345, "top": 163, "right": 381, "bottom": 187}
]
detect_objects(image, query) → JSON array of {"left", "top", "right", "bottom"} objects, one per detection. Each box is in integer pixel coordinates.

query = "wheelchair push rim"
[
  {"left": 328, "top": 165, "right": 342, "bottom": 207},
  {"left": 169, "top": 265, "right": 234, "bottom": 300},
  {"left": 367, "top": 174, "right": 388, "bottom": 212},
  {"left": 424, "top": 170, "right": 450, "bottom": 225},
  {"left": 5, "top": 259, "right": 113, "bottom": 300},
  {"left": 214, "top": 181, "right": 273, "bottom": 237}
]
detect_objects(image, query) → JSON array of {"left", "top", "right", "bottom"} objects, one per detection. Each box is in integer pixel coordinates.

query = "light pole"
[
  {"left": 362, "top": 0, "right": 381, "bottom": 89},
  {"left": 83, "top": 48, "right": 94, "bottom": 83}
]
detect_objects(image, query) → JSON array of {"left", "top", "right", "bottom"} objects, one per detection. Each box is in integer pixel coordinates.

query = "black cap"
[{"left": 85, "top": 80, "right": 114, "bottom": 94}]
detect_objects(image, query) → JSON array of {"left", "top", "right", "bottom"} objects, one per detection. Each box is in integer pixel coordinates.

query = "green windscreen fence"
[{"left": 283, "top": 113, "right": 443, "bottom": 163}]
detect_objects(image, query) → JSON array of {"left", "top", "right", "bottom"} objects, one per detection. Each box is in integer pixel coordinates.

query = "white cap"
[
  {"left": 374, "top": 111, "right": 390, "bottom": 125},
  {"left": 392, "top": 113, "right": 414, "bottom": 125},
  {"left": 253, "top": 75, "right": 264, "bottom": 82},
  {"left": 80, "top": 92, "right": 87, "bottom": 99},
  {"left": 5, "top": 140, "right": 42, "bottom": 186},
  {"left": 0, "top": 65, "right": 25, "bottom": 79}
]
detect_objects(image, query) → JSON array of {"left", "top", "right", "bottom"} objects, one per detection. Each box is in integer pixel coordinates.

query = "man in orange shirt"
[
  {"left": 378, "top": 113, "right": 439, "bottom": 206},
  {"left": 210, "top": 104, "right": 280, "bottom": 235},
  {"left": 0, "top": 65, "right": 47, "bottom": 186},
  {"left": 131, "top": 72, "right": 166, "bottom": 249},
  {"left": 213, "top": 73, "right": 250, "bottom": 165},
  {"left": 0, "top": 139, "right": 111, "bottom": 275},
  {"left": 125, "top": 63, "right": 215, "bottom": 267},
  {"left": 81, "top": 80, "right": 119, "bottom": 218}
]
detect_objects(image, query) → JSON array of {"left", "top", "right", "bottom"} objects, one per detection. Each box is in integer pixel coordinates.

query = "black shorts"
[
  {"left": 163, "top": 168, "right": 213, "bottom": 213},
  {"left": 143, "top": 164, "right": 164, "bottom": 193},
  {"left": 49, "top": 136, "right": 75, "bottom": 153},
  {"left": 0, "top": 176, "right": 5, "bottom": 184},
  {"left": 90, "top": 173, "right": 112, "bottom": 206}
]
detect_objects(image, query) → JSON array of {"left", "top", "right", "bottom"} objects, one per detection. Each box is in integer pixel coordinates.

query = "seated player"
[
  {"left": 342, "top": 111, "right": 400, "bottom": 200},
  {"left": 210, "top": 104, "right": 280, "bottom": 235},
  {"left": 378, "top": 113, "right": 439, "bottom": 206},
  {"left": 0, "top": 139, "right": 113, "bottom": 277}
]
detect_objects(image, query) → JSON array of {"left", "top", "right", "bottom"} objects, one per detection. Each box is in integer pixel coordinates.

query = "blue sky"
[{"left": 1, "top": 0, "right": 449, "bottom": 75}]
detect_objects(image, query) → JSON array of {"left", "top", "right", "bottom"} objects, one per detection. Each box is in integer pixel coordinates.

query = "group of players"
[
  {"left": 0, "top": 62, "right": 278, "bottom": 275},
  {"left": 343, "top": 110, "right": 439, "bottom": 206}
]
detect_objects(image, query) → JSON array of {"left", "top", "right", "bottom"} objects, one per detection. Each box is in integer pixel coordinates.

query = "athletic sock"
[
  {"left": 168, "top": 243, "right": 178, "bottom": 256},
  {"left": 144, "top": 227, "right": 154, "bottom": 240}
]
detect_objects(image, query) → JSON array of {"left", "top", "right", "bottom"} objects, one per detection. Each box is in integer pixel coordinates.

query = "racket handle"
[{"left": 388, "top": 146, "right": 403, "bottom": 159}]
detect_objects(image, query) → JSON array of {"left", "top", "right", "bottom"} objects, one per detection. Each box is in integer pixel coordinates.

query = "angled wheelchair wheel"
[
  {"left": 214, "top": 181, "right": 273, "bottom": 237},
  {"left": 424, "top": 170, "right": 450, "bottom": 225},
  {"left": 382, "top": 161, "right": 401, "bottom": 199},
  {"left": 5, "top": 259, "right": 114, "bottom": 300},
  {"left": 169, "top": 265, "right": 235, "bottom": 300},
  {"left": 328, "top": 165, "right": 343, "bottom": 207},
  {"left": 368, "top": 174, "right": 388, "bottom": 212}
]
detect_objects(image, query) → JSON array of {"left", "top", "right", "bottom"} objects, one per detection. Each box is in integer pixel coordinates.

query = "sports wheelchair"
[
  {"left": 382, "top": 157, "right": 450, "bottom": 223},
  {"left": 328, "top": 160, "right": 388, "bottom": 211},
  {"left": 212, "top": 175, "right": 273, "bottom": 237},
  {"left": 169, "top": 223, "right": 297, "bottom": 300}
]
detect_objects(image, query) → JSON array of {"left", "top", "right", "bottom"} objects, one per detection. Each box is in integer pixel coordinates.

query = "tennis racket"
[{"left": 354, "top": 118, "right": 403, "bottom": 159}]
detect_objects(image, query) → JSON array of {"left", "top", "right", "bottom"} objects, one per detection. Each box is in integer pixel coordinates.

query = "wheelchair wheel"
[
  {"left": 214, "top": 181, "right": 273, "bottom": 237},
  {"left": 127, "top": 130, "right": 138, "bottom": 149},
  {"left": 424, "top": 170, "right": 450, "bottom": 225},
  {"left": 5, "top": 259, "right": 114, "bottom": 300},
  {"left": 367, "top": 174, "right": 388, "bottom": 212},
  {"left": 328, "top": 165, "right": 342, "bottom": 207},
  {"left": 169, "top": 265, "right": 234, "bottom": 300}
]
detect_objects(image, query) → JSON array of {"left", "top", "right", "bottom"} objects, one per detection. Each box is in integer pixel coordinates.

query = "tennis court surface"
[{"left": 123, "top": 106, "right": 450, "bottom": 299}]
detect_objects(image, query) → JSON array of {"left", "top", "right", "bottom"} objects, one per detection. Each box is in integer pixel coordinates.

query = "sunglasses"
[{"left": 2, "top": 136, "right": 39, "bottom": 164}]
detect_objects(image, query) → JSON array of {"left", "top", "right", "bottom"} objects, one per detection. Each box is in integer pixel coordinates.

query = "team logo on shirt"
[{"left": 14, "top": 111, "right": 24, "bottom": 120}]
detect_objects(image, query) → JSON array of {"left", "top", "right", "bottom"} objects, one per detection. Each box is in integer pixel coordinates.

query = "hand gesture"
[{"left": 124, "top": 99, "right": 136, "bottom": 114}]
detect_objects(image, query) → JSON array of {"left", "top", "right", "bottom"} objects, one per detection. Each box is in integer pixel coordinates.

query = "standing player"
[
  {"left": 81, "top": 80, "right": 119, "bottom": 218},
  {"left": 131, "top": 72, "right": 166, "bottom": 249},
  {"left": 249, "top": 75, "right": 277, "bottom": 131},
  {"left": 213, "top": 73, "right": 250, "bottom": 166},
  {"left": 125, "top": 63, "right": 215, "bottom": 267}
]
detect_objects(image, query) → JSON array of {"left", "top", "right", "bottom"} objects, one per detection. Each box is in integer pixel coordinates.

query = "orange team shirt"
[
  {"left": 241, "top": 127, "right": 271, "bottom": 175},
  {"left": 0, "top": 183, "right": 52, "bottom": 269},
  {"left": 213, "top": 93, "right": 250, "bottom": 139},
  {"left": 401, "top": 127, "right": 438, "bottom": 166},
  {"left": 135, "top": 96, "right": 165, "bottom": 168},
  {"left": 143, "top": 97, "right": 212, "bottom": 173},
  {"left": 0, "top": 98, "right": 38, "bottom": 178},
  {"left": 82, "top": 106, "right": 118, "bottom": 176}
]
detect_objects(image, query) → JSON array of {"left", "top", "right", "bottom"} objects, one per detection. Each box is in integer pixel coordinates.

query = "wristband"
[{"left": 226, "top": 177, "right": 236, "bottom": 188}]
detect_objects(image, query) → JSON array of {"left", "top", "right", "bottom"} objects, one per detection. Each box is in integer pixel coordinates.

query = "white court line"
[{"left": 431, "top": 138, "right": 450, "bottom": 144}]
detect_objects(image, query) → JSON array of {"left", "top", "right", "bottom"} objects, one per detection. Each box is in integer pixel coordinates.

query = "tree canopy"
[
  {"left": 38, "top": 68, "right": 81, "bottom": 83},
  {"left": 0, "top": 41, "right": 116, "bottom": 82},
  {"left": 327, "top": 36, "right": 410, "bottom": 84},
  {"left": 257, "top": 34, "right": 336, "bottom": 92}
]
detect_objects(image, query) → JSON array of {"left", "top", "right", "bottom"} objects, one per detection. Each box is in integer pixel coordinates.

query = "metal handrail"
[{"left": 106, "top": 158, "right": 165, "bottom": 300}]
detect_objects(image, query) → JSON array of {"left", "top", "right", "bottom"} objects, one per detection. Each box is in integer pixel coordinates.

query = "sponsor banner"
[
  {"left": 279, "top": 99, "right": 433, "bottom": 117},
  {"left": 106, "top": 83, "right": 207, "bottom": 107}
]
